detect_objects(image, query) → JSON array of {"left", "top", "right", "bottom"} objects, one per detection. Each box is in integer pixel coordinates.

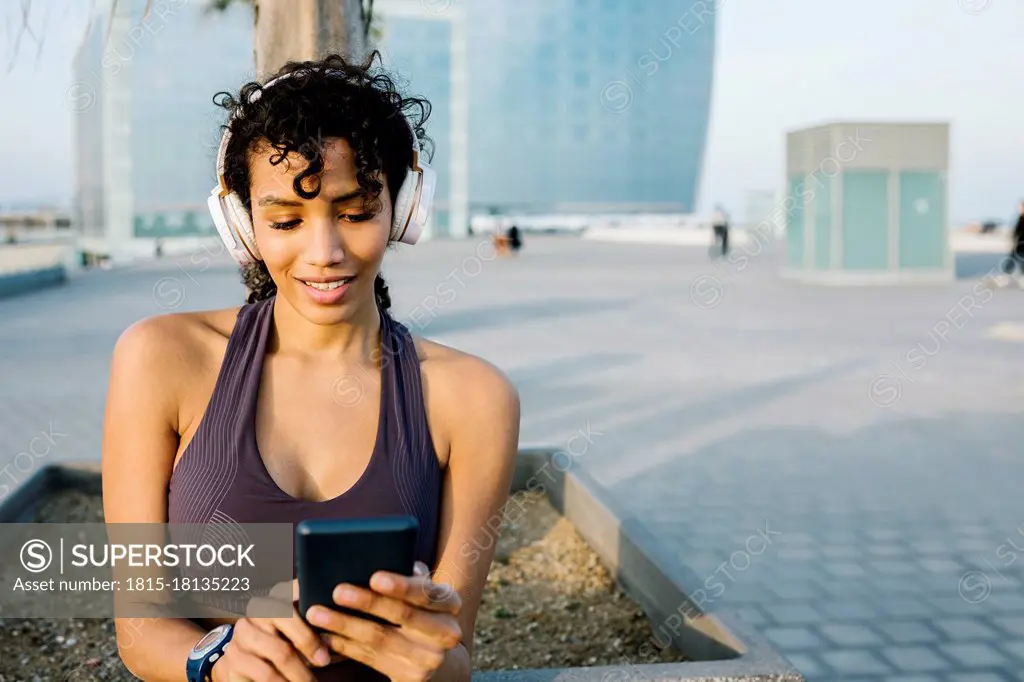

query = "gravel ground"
[{"left": 0, "top": 490, "right": 685, "bottom": 680}]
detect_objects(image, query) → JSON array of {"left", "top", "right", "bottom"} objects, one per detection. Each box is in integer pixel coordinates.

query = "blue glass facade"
[
  {"left": 378, "top": 18, "right": 453, "bottom": 233},
  {"left": 465, "top": 0, "right": 715, "bottom": 213},
  {"left": 75, "top": 0, "right": 717, "bottom": 247},
  {"left": 124, "top": 1, "right": 254, "bottom": 236},
  {"left": 74, "top": 0, "right": 254, "bottom": 240}
]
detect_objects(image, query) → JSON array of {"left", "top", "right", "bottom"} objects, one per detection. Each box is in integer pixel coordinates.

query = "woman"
[{"left": 101, "top": 52, "right": 520, "bottom": 682}]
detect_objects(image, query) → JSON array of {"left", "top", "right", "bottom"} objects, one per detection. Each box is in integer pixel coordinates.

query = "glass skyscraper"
[
  {"left": 73, "top": 0, "right": 253, "bottom": 258},
  {"left": 75, "top": 0, "right": 717, "bottom": 254},
  {"left": 379, "top": 0, "right": 717, "bottom": 222}
]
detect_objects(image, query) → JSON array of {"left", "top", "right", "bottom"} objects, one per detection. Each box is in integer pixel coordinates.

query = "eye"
[
  {"left": 269, "top": 219, "right": 301, "bottom": 230},
  {"left": 340, "top": 212, "right": 374, "bottom": 223}
]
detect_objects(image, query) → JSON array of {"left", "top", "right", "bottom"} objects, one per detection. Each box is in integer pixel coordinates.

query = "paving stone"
[
  {"left": 776, "top": 548, "right": 818, "bottom": 561},
  {"left": 917, "top": 558, "right": 966, "bottom": 573},
  {"left": 783, "top": 652, "right": 824, "bottom": 678},
  {"left": 990, "top": 594, "right": 1024, "bottom": 611},
  {"left": 929, "top": 596, "right": 993, "bottom": 617},
  {"left": 819, "top": 648, "right": 893, "bottom": 675},
  {"left": 869, "top": 559, "right": 919, "bottom": 575},
  {"left": 941, "top": 642, "right": 1009, "bottom": 667},
  {"left": 934, "top": 618, "right": 1002, "bottom": 640},
  {"left": 878, "top": 621, "right": 943, "bottom": 644},
  {"left": 779, "top": 531, "right": 818, "bottom": 546},
  {"left": 732, "top": 604, "right": 770, "bottom": 626},
  {"left": 995, "top": 639, "right": 1024, "bottom": 661},
  {"left": 819, "top": 545, "right": 860, "bottom": 559},
  {"left": 821, "top": 562, "right": 867, "bottom": 577},
  {"left": 879, "top": 646, "right": 951, "bottom": 672},
  {"left": 955, "top": 539, "right": 1003, "bottom": 553},
  {"left": 821, "top": 601, "right": 877, "bottom": 621},
  {"left": 818, "top": 580, "right": 873, "bottom": 597},
  {"left": 990, "top": 615, "right": 1024, "bottom": 637},
  {"left": 769, "top": 603, "right": 826, "bottom": 626},
  {"left": 945, "top": 673, "right": 1017, "bottom": 682},
  {"left": 865, "top": 528, "right": 903, "bottom": 542},
  {"left": 818, "top": 623, "right": 884, "bottom": 647},
  {"left": 876, "top": 597, "right": 936, "bottom": 619},
  {"left": 767, "top": 582, "right": 823, "bottom": 600},
  {"left": 912, "top": 540, "right": 958, "bottom": 555},
  {"left": 867, "top": 544, "right": 909, "bottom": 557},
  {"left": 763, "top": 626, "right": 823, "bottom": 650}
]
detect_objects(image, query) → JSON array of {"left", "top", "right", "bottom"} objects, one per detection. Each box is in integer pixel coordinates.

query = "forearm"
[
  {"left": 115, "top": 617, "right": 206, "bottom": 681},
  {"left": 433, "top": 644, "right": 471, "bottom": 682}
]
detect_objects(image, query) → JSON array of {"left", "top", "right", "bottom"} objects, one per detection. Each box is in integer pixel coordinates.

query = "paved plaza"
[{"left": 2, "top": 234, "right": 1023, "bottom": 681}]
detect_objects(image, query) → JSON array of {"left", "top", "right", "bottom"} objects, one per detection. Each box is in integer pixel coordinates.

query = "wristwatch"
[{"left": 186, "top": 623, "right": 234, "bottom": 682}]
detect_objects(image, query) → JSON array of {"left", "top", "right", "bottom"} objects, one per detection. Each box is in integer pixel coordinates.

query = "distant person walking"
[
  {"left": 1013, "top": 201, "right": 1024, "bottom": 274},
  {"left": 507, "top": 224, "right": 522, "bottom": 254},
  {"left": 711, "top": 204, "right": 730, "bottom": 257}
]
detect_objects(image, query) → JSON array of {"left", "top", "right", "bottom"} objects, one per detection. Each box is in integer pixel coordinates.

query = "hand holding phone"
[
  {"left": 296, "top": 516, "right": 420, "bottom": 627},
  {"left": 295, "top": 517, "right": 465, "bottom": 681}
]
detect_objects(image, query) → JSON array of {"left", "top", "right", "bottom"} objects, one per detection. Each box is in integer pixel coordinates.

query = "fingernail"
[
  {"left": 307, "top": 607, "right": 327, "bottom": 626},
  {"left": 414, "top": 562, "right": 428, "bottom": 576},
  {"left": 334, "top": 585, "right": 358, "bottom": 603},
  {"left": 375, "top": 575, "right": 395, "bottom": 591},
  {"left": 314, "top": 647, "right": 331, "bottom": 666}
]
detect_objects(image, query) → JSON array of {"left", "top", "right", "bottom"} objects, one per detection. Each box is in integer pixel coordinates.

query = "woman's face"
[{"left": 247, "top": 136, "right": 392, "bottom": 325}]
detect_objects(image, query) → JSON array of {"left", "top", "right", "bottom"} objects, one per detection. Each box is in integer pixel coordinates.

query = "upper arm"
[
  {"left": 429, "top": 358, "right": 520, "bottom": 654},
  {"left": 101, "top": 316, "right": 184, "bottom": 525}
]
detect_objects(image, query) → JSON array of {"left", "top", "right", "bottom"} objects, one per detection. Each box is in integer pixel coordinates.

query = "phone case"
[{"left": 296, "top": 516, "right": 419, "bottom": 627}]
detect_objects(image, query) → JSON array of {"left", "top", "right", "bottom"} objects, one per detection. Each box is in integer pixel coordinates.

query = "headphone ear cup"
[
  {"left": 207, "top": 188, "right": 260, "bottom": 266},
  {"left": 225, "top": 193, "right": 260, "bottom": 262},
  {"left": 391, "top": 170, "right": 419, "bottom": 244}
]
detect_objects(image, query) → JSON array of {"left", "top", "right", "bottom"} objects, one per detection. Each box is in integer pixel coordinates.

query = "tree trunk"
[{"left": 253, "top": 0, "right": 367, "bottom": 80}]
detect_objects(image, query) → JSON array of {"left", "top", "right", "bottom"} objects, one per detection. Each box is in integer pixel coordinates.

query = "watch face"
[{"left": 190, "top": 625, "right": 229, "bottom": 659}]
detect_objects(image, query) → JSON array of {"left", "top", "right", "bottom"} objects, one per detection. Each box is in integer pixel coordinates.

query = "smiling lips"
[{"left": 298, "top": 275, "right": 355, "bottom": 304}]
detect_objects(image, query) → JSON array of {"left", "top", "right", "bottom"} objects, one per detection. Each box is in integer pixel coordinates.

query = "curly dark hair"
[{"left": 212, "top": 50, "right": 433, "bottom": 309}]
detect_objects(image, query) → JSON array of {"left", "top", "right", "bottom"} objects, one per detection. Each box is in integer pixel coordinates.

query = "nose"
[{"left": 302, "top": 215, "right": 345, "bottom": 267}]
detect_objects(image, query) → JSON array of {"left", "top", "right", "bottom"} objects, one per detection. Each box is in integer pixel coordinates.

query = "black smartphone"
[{"left": 296, "top": 516, "right": 419, "bottom": 627}]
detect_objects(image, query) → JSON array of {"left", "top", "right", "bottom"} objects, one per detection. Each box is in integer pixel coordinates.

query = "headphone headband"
[
  {"left": 208, "top": 66, "right": 434, "bottom": 268},
  {"left": 214, "top": 69, "right": 421, "bottom": 192}
]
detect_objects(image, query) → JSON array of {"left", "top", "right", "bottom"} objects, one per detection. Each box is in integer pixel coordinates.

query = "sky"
[{"left": 0, "top": 0, "right": 1021, "bottom": 224}]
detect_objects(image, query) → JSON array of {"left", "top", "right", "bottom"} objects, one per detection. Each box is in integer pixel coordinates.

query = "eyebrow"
[{"left": 256, "top": 188, "right": 365, "bottom": 208}]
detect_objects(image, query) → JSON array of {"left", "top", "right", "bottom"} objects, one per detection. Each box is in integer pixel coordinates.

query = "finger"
[
  {"left": 233, "top": 651, "right": 289, "bottom": 682},
  {"left": 321, "top": 633, "right": 430, "bottom": 682},
  {"left": 327, "top": 587, "right": 461, "bottom": 649},
  {"left": 309, "top": 606, "right": 449, "bottom": 668},
  {"left": 368, "top": 572, "right": 462, "bottom": 614},
  {"left": 246, "top": 608, "right": 331, "bottom": 668},
  {"left": 234, "top": 619, "right": 316, "bottom": 682},
  {"left": 276, "top": 606, "right": 332, "bottom": 667}
]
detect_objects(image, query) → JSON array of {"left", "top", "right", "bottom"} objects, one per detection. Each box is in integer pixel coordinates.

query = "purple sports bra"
[{"left": 167, "top": 295, "right": 443, "bottom": 681}]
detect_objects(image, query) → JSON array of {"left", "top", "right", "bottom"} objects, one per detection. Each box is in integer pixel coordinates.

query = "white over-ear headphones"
[{"left": 207, "top": 69, "right": 437, "bottom": 267}]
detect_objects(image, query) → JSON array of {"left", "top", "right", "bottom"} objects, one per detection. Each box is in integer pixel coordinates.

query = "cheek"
[
  {"left": 252, "top": 226, "right": 294, "bottom": 269},
  {"left": 346, "top": 220, "right": 391, "bottom": 262}
]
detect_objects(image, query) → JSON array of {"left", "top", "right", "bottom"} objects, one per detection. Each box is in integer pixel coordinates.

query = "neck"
[{"left": 268, "top": 295, "right": 382, "bottom": 364}]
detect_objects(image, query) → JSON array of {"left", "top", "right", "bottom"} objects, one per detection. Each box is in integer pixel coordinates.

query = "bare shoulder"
[
  {"left": 110, "top": 307, "right": 242, "bottom": 426},
  {"left": 412, "top": 336, "right": 520, "bottom": 461},
  {"left": 414, "top": 336, "right": 519, "bottom": 414},
  {"left": 113, "top": 306, "right": 240, "bottom": 367}
]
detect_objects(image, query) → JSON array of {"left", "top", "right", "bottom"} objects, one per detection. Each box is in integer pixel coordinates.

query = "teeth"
[{"left": 304, "top": 280, "right": 346, "bottom": 291}]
